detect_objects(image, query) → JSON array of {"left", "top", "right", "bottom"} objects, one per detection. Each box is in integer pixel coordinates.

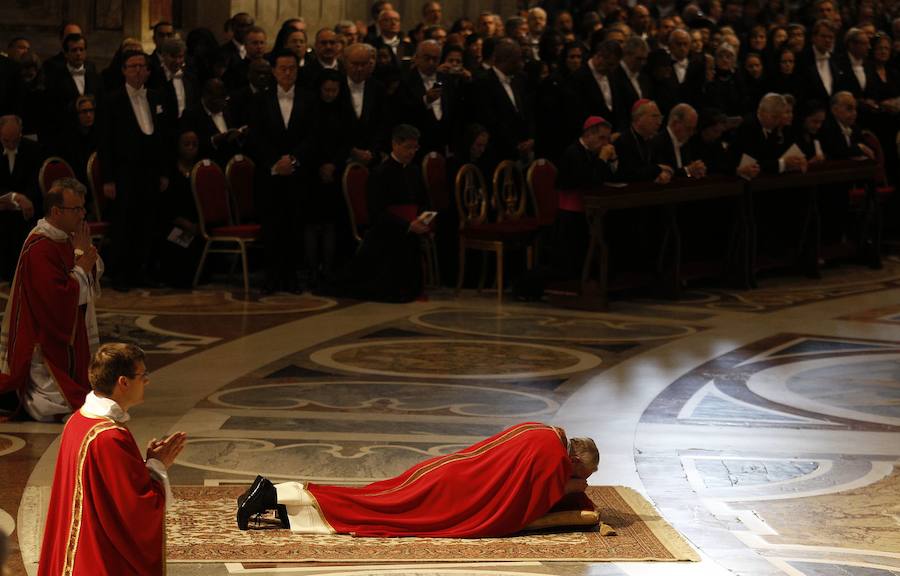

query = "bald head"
[
  {"left": 669, "top": 28, "right": 691, "bottom": 60},
  {"left": 415, "top": 39, "right": 441, "bottom": 76}
]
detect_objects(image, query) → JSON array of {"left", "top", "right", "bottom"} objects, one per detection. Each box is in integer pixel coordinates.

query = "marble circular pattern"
[
  {"left": 409, "top": 310, "right": 697, "bottom": 342},
  {"left": 0, "top": 433, "right": 26, "bottom": 456},
  {"left": 747, "top": 354, "right": 900, "bottom": 426},
  {"left": 310, "top": 339, "right": 601, "bottom": 379},
  {"left": 92, "top": 289, "right": 337, "bottom": 316},
  {"left": 209, "top": 380, "right": 559, "bottom": 416}
]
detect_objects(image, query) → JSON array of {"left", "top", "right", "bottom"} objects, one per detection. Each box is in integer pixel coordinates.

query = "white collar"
[
  {"left": 673, "top": 57, "right": 688, "bottom": 67},
  {"left": 164, "top": 64, "right": 183, "bottom": 80},
  {"left": 202, "top": 103, "right": 223, "bottom": 117},
  {"left": 277, "top": 84, "right": 295, "bottom": 97},
  {"left": 492, "top": 66, "right": 511, "bottom": 84},
  {"left": 390, "top": 152, "right": 407, "bottom": 166},
  {"left": 814, "top": 47, "right": 831, "bottom": 60},
  {"left": 381, "top": 34, "right": 400, "bottom": 47},
  {"left": 82, "top": 391, "right": 130, "bottom": 423},
  {"left": 67, "top": 63, "right": 85, "bottom": 73},
  {"left": 849, "top": 54, "right": 865, "bottom": 67},
  {"left": 319, "top": 58, "right": 338, "bottom": 69},
  {"left": 34, "top": 218, "right": 69, "bottom": 241},
  {"left": 419, "top": 70, "right": 436, "bottom": 83},
  {"left": 620, "top": 60, "right": 638, "bottom": 77},
  {"left": 4, "top": 147, "right": 17, "bottom": 157},
  {"left": 349, "top": 79, "right": 366, "bottom": 90}
]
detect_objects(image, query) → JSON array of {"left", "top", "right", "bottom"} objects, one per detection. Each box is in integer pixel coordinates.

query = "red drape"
[
  {"left": 38, "top": 411, "right": 166, "bottom": 576},
  {"left": 308, "top": 422, "right": 572, "bottom": 537}
]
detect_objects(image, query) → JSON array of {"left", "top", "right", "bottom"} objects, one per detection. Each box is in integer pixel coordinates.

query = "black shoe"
[
  {"left": 236, "top": 475, "right": 277, "bottom": 530},
  {"left": 275, "top": 504, "right": 291, "bottom": 529}
]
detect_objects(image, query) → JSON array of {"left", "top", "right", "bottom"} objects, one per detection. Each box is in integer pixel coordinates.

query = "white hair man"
[
  {"left": 731, "top": 92, "right": 806, "bottom": 180},
  {"left": 654, "top": 103, "right": 706, "bottom": 177}
]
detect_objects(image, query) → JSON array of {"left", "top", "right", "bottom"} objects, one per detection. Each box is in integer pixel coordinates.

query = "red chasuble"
[
  {"left": 307, "top": 422, "right": 572, "bottom": 537},
  {"left": 0, "top": 232, "right": 91, "bottom": 411},
  {"left": 38, "top": 410, "right": 166, "bottom": 576}
]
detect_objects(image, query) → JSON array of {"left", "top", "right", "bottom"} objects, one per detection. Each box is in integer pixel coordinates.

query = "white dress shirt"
[
  {"left": 67, "top": 63, "right": 86, "bottom": 95},
  {"left": 382, "top": 34, "right": 400, "bottom": 55},
  {"left": 277, "top": 84, "right": 295, "bottom": 128},
  {"left": 590, "top": 59, "right": 614, "bottom": 110},
  {"left": 5, "top": 147, "right": 16, "bottom": 174},
  {"left": 839, "top": 122, "right": 854, "bottom": 147},
  {"left": 126, "top": 83, "right": 154, "bottom": 135},
  {"left": 666, "top": 126, "right": 684, "bottom": 168},
  {"left": 234, "top": 39, "right": 247, "bottom": 60},
  {"left": 420, "top": 72, "right": 443, "bottom": 120},
  {"left": 849, "top": 54, "right": 866, "bottom": 91},
  {"left": 318, "top": 58, "right": 339, "bottom": 70},
  {"left": 349, "top": 79, "right": 366, "bottom": 118},
  {"left": 673, "top": 58, "right": 688, "bottom": 84},
  {"left": 492, "top": 66, "right": 518, "bottom": 110},
  {"left": 814, "top": 48, "right": 833, "bottom": 95},
  {"left": 164, "top": 64, "right": 186, "bottom": 118},
  {"left": 621, "top": 61, "right": 643, "bottom": 98}
]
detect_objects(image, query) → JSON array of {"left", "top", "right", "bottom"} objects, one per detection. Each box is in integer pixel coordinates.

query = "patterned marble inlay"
[
  {"left": 0, "top": 434, "right": 25, "bottom": 457},
  {"left": 736, "top": 466, "right": 900, "bottom": 553},
  {"left": 98, "top": 313, "right": 220, "bottom": 354},
  {"left": 693, "top": 459, "right": 819, "bottom": 489},
  {"left": 310, "top": 339, "right": 601, "bottom": 379},
  {"left": 210, "top": 381, "right": 559, "bottom": 417},
  {"left": 409, "top": 310, "right": 699, "bottom": 342},
  {"left": 786, "top": 359, "right": 900, "bottom": 420}
]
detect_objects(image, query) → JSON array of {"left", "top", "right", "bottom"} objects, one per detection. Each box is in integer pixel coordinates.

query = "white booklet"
[
  {"left": 780, "top": 143, "right": 804, "bottom": 160},
  {"left": 737, "top": 153, "right": 757, "bottom": 180},
  {"left": 167, "top": 227, "right": 195, "bottom": 248}
]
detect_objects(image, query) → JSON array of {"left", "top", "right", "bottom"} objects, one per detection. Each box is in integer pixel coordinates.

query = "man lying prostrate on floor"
[{"left": 236, "top": 422, "right": 598, "bottom": 537}]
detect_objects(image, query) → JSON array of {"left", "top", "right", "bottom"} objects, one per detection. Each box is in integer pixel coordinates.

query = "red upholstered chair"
[
  {"left": 85, "top": 152, "right": 111, "bottom": 241},
  {"left": 422, "top": 152, "right": 450, "bottom": 211},
  {"left": 342, "top": 162, "right": 369, "bottom": 244},
  {"left": 225, "top": 154, "right": 257, "bottom": 224},
  {"left": 455, "top": 163, "right": 536, "bottom": 299},
  {"left": 527, "top": 158, "right": 558, "bottom": 228},
  {"left": 38, "top": 157, "right": 75, "bottom": 196},
  {"left": 191, "top": 159, "right": 261, "bottom": 295}
]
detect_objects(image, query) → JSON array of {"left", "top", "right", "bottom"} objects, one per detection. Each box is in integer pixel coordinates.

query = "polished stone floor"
[{"left": 2, "top": 259, "right": 900, "bottom": 576}]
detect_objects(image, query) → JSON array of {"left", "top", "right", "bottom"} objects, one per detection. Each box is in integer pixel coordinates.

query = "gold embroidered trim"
[
  {"left": 61, "top": 419, "right": 123, "bottom": 576},
  {"left": 303, "top": 486, "right": 336, "bottom": 534},
  {"left": 364, "top": 423, "right": 552, "bottom": 497}
]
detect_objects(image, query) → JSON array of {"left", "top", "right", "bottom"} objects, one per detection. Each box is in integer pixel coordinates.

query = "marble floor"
[{"left": 2, "top": 259, "right": 900, "bottom": 576}]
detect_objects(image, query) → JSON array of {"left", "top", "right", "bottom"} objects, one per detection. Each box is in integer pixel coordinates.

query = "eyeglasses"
[
  {"left": 58, "top": 205, "right": 86, "bottom": 213},
  {"left": 78, "top": 108, "right": 96, "bottom": 114},
  {"left": 130, "top": 371, "right": 150, "bottom": 380}
]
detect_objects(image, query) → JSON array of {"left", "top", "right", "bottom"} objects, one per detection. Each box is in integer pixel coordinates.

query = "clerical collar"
[{"left": 82, "top": 391, "right": 130, "bottom": 423}]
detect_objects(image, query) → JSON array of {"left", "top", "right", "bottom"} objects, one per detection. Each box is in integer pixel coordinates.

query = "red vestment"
[
  {"left": 0, "top": 231, "right": 91, "bottom": 412},
  {"left": 38, "top": 410, "right": 166, "bottom": 576},
  {"left": 307, "top": 422, "right": 572, "bottom": 537}
]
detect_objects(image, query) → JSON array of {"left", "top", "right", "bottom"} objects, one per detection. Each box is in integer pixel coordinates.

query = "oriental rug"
[{"left": 166, "top": 485, "right": 699, "bottom": 563}]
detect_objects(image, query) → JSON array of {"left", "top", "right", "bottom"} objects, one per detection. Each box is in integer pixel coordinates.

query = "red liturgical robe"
[
  {"left": 0, "top": 231, "right": 91, "bottom": 412},
  {"left": 307, "top": 422, "right": 572, "bottom": 537},
  {"left": 38, "top": 410, "right": 167, "bottom": 576}
]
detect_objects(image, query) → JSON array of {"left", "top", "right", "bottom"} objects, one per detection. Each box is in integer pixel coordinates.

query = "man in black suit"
[
  {"left": 228, "top": 59, "right": 273, "bottom": 130},
  {"left": 614, "top": 36, "right": 652, "bottom": 119},
  {"left": 820, "top": 91, "right": 875, "bottom": 160},
  {"left": 220, "top": 12, "right": 255, "bottom": 84},
  {"left": 99, "top": 51, "right": 169, "bottom": 291},
  {"left": 647, "top": 28, "right": 705, "bottom": 115},
  {"left": 341, "top": 43, "right": 388, "bottom": 166},
  {"left": 730, "top": 93, "right": 806, "bottom": 178},
  {"left": 154, "top": 38, "right": 199, "bottom": 132},
  {"left": 248, "top": 49, "right": 316, "bottom": 293},
  {"left": 147, "top": 21, "right": 176, "bottom": 87},
  {"left": 367, "top": 8, "right": 413, "bottom": 66},
  {"left": 568, "top": 39, "right": 623, "bottom": 135},
  {"left": 652, "top": 103, "right": 706, "bottom": 178},
  {"left": 398, "top": 40, "right": 456, "bottom": 156},
  {"left": 182, "top": 79, "right": 245, "bottom": 167},
  {"left": 0, "top": 115, "right": 42, "bottom": 279},
  {"left": 614, "top": 99, "right": 672, "bottom": 183},
  {"left": 798, "top": 20, "right": 843, "bottom": 104},
  {"left": 467, "top": 38, "right": 534, "bottom": 162},
  {"left": 44, "top": 33, "right": 103, "bottom": 149},
  {"left": 224, "top": 26, "right": 268, "bottom": 91},
  {"left": 42, "top": 22, "right": 82, "bottom": 73},
  {"left": 303, "top": 28, "right": 344, "bottom": 88},
  {"left": 837, "top": 28, "right": 873, "bottom": 96}
]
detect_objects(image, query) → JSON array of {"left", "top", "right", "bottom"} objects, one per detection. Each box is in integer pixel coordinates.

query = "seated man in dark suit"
[
  {"left": 0, "top": 115, "right": 41, "bottom": 280},
  {"left": 652, "top": 103, "right": 706, "bottom": 178},
  {"left": 730, "top": 92, "right": 806, "bottom": 179},
  {"left": 554, "top": 116, "right": 618, "bottom": 280},
  {"left": 613, "top": 99, "right": 672, "bottom": 183},
  {"left": 819, "top": 91, "right": 876, "bottom": 246}
]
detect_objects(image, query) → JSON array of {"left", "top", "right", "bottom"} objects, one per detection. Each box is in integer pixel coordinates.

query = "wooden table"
[{"left": 577, "top": 176, "right": 746, "bottom": 310}]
